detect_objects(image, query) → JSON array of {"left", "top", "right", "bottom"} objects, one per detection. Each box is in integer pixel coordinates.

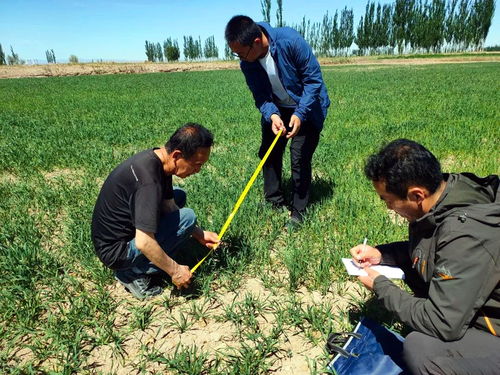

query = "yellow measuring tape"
[{"left": 191, "top": 129, "right": 283, "bottom": 273}]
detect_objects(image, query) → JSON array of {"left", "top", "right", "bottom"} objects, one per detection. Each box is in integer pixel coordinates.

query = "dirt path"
[{"left": 1, "top": 55, "right": 498, "bottom": 79}]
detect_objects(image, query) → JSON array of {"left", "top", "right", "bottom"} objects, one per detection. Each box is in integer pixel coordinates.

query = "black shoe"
[
  {"left": 286, "top": 210, "right": 304, "bottom": 231},
  {"left": 115, "top": 274, "right": 164, "bottom": 299}
]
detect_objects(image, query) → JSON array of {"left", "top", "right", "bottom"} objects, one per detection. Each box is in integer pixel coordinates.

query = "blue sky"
[{"left": 1, "top": 0, "right": 499, "bottom": 63}]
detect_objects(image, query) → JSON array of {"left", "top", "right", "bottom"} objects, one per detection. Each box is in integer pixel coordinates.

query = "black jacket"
[{"left": 374, "top": 173, "right": 500, "bottom": 341}]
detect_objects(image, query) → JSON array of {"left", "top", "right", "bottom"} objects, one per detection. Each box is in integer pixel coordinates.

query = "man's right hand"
[
  {"left": 350, "top": 244, "right": 382, "bottom": 268},
  {"left": 171, "top": 264, "right": 192, "bottom": 289},
  {"left": 270, "top": 114, "right": 286, "bottom": 136}
]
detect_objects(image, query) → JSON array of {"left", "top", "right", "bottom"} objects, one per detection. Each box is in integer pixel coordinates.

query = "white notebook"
[{"left": 342, "top": 258, "right": 405, "bottom": 279}]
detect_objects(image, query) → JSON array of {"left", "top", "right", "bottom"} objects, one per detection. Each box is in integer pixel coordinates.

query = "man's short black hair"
[
  {"left": 166, "top": 123, "right": 213, "bottom": 159},
  {"left": 225, "top": 15, "right": 262, "bottom": 46},
  {"left": 364, "top": 139, "right": 443, "bottom": 199}
]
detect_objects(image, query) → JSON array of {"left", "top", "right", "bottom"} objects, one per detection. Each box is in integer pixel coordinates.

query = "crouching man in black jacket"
[{"left": 350, "top": 139, "right": 500, "bottom": 375}]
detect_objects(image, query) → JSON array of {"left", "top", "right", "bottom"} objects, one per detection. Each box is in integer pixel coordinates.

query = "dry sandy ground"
[
  {"left": 1, "top": 55, "right": 499, "bottom": 79},
  {"left": 77, "top": 277, "right": 367, "bottom": 374}
]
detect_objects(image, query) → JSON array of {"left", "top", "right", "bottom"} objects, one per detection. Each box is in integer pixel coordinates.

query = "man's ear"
[
  {"left": 407, "top": 186, "right": 427, "bottom": 205},
  {"left": 170, "top": 149, "right": 183, "bottom": 160}
]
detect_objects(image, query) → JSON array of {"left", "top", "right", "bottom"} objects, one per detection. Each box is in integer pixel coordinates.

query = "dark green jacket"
[{"left": 374, "top": 173, "right": 500, "bottom": 341}]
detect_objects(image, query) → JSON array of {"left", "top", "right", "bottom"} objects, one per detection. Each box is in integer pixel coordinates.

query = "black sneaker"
[
  {"left": 115, "top": 275, "right": 163, "bottom": 299},
  {"left": 286, "top": 210, "right": 304, "bottom": 231}
]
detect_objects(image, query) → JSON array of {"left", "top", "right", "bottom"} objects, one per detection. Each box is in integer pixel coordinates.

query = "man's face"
[
  {"left": 373, "top": 180, "right": 422, "bottom": 223},
  {"left": 174, "top": 147, "right": 210, "bottom": 178},
  {"left": 229, "top": 41, "right": 262, "bottom": 62}
]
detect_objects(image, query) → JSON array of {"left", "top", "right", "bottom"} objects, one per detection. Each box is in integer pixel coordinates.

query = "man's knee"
[
  {"left": 173, "top": 187, "right": 187, "bottom": 208},
  {"left": 403, "top": 331, "right": 429, "bottom": 374},
  {"left": 403, "top": 331, "right": 446, "bottom": 375},
  {"left": 179, "top": 207, "right": 197, "bottom": 234}
]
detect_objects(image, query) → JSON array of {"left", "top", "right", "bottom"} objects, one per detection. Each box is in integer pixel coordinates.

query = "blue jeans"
[{"left": 115, "top": 188, "right": 196, "bottom": 281}]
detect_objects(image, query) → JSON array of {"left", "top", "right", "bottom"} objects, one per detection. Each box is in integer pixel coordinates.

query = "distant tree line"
[
  {"left": 142, "top": 0, "right": 494, "bottom": 61},
  {"left": 145, "top": 35, "right": 219, "bottom": 62},
  {"left": 291, "top": 0, "right": 495, "bottom": 56},
  {"left": 204, "top": 36, "right": 219, "bottom": 59},
  {"left": 291, "top": 8, "right": 355, "bottom": 57},
  {"left": 484, "top": 44, "right": 500, "bottom": 51},
  {"left": 260, "top": 0, "right": 284, "bottom": 26},
  {"left": 164, "top": 38, "right": 180, "bottom": 61},
  {"left": 0, "top": 43, "right": 81, "bottom": 65},
  {"left": 183, "top": 36, "right": 202, "bottom": 60},
  {"left": 0, "top": 44, "right": 5, "bottom": 65},
  {"left": 0, "top": 44, "right": 26, "bottom": 65},
  {"left": 46, "top": 49, "right": 56, "bottom": 63}
]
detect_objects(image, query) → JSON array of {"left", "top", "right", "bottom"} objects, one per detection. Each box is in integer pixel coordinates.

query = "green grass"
[{"left": 0, "top": 62, "right": 499, "bottom": 373}]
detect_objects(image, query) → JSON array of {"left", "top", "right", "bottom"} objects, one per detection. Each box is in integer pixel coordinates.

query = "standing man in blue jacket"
[{"left": 225, "top": 15, "right": 330, "bottom": 226}]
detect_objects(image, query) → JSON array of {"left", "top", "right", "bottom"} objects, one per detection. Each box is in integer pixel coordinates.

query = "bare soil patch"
[
  {"left": 81, "top": 277, "right": 365, "bottom": 374},
  {"left": 0, "top": 61, "right": 240, "bottom": 79},
  {"left": 0, "top": 172, "right": 19, "bottom": 184},
  {"left": 320, "top": 54, "right": 500, "bottom": 67},
  {"left": 1, "top": 54, "right": 499, "bottom": 79}
]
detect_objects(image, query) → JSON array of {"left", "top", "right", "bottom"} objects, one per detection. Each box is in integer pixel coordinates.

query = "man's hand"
[
  {"left": 192, "top": 227, "right": 220, "bottom": 249},
  {"left": 358, "top": 267, "right": 382, "bottom": 291},
  {"left": 270, "top": 114, "right": 286, "bottom": 136},
  {"left": 171, "top": 263, "right": 192, "bottom": 289},
  {"left": 350, "top": 244, "right": 382, "bottom": 268},
  {"left": 135, "top": 229, "right": 192, "bottom": 288},
  {"left": 286, "top": 115, "right": 301, "bottom": 138}
]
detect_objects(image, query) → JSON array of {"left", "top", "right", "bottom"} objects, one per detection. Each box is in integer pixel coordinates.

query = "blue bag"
[{"left": 327, "top": 317, "right": 407, "bottom": 375}]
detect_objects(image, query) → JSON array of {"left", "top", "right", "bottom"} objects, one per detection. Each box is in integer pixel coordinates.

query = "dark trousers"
[
  {"left": 259, "top": 107, "right": 320, "bottom": 215},
  {"left": 403, "top": 328, "right": 500, "bottom": 375}
]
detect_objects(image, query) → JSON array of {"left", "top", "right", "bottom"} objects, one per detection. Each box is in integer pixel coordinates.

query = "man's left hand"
[
  {"left": 358, "top": 267, "right": 382, "bottom": 291},
  {"left": 287, "top": 115, "right": 302, "bottom": 138},
  {"left": 196, "top": 230, "right": 220, "bottom": 249}
]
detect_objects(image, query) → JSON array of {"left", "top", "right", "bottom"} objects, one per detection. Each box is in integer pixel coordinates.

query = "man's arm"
[
  {"left": 373, "top": 231, "right": 498, "bottom": 341},
  {"left": 289, "top": 36, "right": 323, "bottom": 123},
  {"left": 376, "top": 241, "right": 410, "bottom": 266},
  {"left": 191, "top": 226, "right": 219, "bottom": 249},
  {"left": 134, "top": 229, "right": 191, "bottom": 289}
]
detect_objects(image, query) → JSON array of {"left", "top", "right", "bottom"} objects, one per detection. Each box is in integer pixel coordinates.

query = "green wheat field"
[{"left": 1, "top": 62, "right": 499, "bottom": 374}]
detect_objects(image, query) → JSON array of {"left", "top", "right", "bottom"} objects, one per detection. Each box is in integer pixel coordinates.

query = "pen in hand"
[
  {"left": 353, "top": 237, "right": 382, "bottom": 268},
  {"left": 354, "top": 237, "right": 368, "bottom": 268}
]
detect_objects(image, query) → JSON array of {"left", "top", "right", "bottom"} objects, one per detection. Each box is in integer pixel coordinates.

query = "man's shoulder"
[
  {"left": 436, "top": 202, "right": 500, "bottom": 252},
  {"left": 273, "top": 27, "right": 304, "bottom": 46},
  {"left": 128, "top": 148, "right": 156, "bottom": 163},
  {"left": 128, "top": 149, "right": 160, "bottom": 170},
  {"left": 276, "top": 26, "right": 302, "bottom": 38},
  {"left": 258, "top": 22, "right": 303, "bottom": 43},
  {"left": 113, "top": 148, "right": 155, "bottom": 170},
  {"left": 106, "top": 148, "right": 161, "bottom": 186}
]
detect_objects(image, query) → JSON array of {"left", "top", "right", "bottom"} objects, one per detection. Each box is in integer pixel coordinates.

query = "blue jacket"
[{"left": 240, "top": 22, "right": 330, "bottom": 131}]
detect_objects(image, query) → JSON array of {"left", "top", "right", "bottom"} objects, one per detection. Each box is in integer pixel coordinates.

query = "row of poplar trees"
[
  {"left": 0, "top": 44, "right": 25, "bottom": 65},
  {"left": 243, "top": 0, "right": 495, "bottom": 57},
  {"left": 148, "top": 0, "right": 494, "bottom": 61},
  {"left": 145, "top": 35, "right": 219, "bottom": 62},
  {"left": 292, "top": 0, "right": 495, "bottom": 56}
]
